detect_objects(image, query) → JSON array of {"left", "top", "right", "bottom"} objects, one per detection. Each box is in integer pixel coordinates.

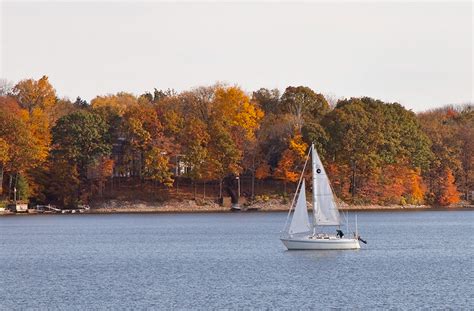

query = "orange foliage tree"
[
  {"left": 92, "top": 157, "right": 115, "bottom": 197},
  {"left": 438, "top": 168, "right": 460, "bottom": 206},
  {"left": 0, "top": 96, "right": 50, "bottom": 200},
  {"left": 418, "top": 105, "right": 472, "bottom": 205},
  {"left": 275, "top": 132, "right": 308, "bottom": 192},
  {"left": 405, "top": 169, "right": 425, "bottom": 205}
]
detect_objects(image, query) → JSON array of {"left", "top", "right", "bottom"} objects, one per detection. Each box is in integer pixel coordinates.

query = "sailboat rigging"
[{"left": 280, "top": 143, "right": 365, "bottom": 250}]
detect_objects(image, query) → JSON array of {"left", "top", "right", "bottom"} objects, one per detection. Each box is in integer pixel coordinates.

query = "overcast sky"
[{"left": 1, "top": 1, "right": 472, "bottom": 111}]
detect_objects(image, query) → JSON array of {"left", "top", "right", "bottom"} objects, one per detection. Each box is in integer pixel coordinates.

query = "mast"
[
  {"left": 311, "top": 143, "right": 318, "bottom": 231},
  {"left": 355, "top": 214, "right": 358, "bottom": 237}
]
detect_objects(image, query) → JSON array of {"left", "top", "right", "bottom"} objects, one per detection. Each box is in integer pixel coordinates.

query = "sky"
[{"left": 1, "top": 1, "right": 472, "bottom": 112}]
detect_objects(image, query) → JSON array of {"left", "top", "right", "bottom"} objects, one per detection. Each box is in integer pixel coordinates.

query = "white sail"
[
  {"left": 288, "top": 180, "right": 311, "bottom": 234},
  {"left": 312, "top": 145, "right": 340, "bottom": 226}
]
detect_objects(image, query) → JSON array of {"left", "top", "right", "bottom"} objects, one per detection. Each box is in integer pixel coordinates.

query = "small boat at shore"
[
  {"left": 231, "top": 203, "right": 260, "bottom": 212},
  {"left": 280, "top": 143, "right": 366, "bottom": 250}
]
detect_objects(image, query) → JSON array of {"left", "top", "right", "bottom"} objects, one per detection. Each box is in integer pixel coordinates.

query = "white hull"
[{"left": 281, "top": 236, "right": 360, "bottom": 250}]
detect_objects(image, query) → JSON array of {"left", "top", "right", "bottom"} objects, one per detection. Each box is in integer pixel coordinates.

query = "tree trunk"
[
  {"left": 219, "top": 179, "right": 223, "bottom": 199},
  {"left": 251, "top": 170, "right": 255, "bottom": 199},
  {"left": 14, "top": 173, "right": 18, "bottom": 201},
  {"left": 350, "top": 161, "right": 357, "bottom": 197},
  {"left": 465, "top": 173, "right": 469, "bottom": 200},
  {"left": 99, "top": 179, "right": 103, "bottom": 197},
  {"left": 8, "top": 174, "right": 12, "bottom": 200},
  {"left": 0, "top": 164, "right": 3, "bottom": 196}
]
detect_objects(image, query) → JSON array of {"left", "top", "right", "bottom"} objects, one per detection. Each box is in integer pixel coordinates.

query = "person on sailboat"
[{"left": 336, "top": 229, "right": 344, "bottom": 238}]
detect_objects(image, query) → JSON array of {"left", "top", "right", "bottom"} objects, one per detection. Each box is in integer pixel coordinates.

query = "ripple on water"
[{"left": 0, "top": 211, "right": 472, "bottom": 309}]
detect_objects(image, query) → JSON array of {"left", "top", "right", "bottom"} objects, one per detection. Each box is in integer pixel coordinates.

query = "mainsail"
[
  {"left": 288, "top": 180, "right": 311, "bottom": 234},
  {"left": 312, "top": 145, "right": 340, "bottom": 226}
]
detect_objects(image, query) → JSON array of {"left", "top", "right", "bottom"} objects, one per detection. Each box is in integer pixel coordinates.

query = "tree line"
[{"left": 0, "top": 76, "right": 471, "bottom": 207}]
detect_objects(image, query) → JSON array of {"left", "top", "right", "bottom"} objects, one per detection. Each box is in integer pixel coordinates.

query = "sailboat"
[{"left": 280, "top": 144, "right": 364, "bottom": 250}]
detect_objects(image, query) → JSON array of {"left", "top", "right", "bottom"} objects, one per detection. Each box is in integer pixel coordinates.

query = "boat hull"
[{"left": 280, "top": 236, "right": 361, "bottom": 250}]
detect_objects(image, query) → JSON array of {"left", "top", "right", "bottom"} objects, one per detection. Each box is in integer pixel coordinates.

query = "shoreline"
[{"left": 1, "top": 204, "right": 473, "bottom": 216}]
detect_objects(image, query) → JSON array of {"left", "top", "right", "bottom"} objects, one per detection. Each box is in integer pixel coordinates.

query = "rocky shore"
[{"left": 73, "top": 198, "right": 474, "bottom": 214}]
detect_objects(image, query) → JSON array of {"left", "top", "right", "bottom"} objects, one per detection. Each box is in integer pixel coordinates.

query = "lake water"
[{"left": 1, "top": 211, "right": 472, "bottom": 309}]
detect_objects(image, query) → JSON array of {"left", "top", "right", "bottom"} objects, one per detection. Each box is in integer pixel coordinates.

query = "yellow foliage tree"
[
  {"left": 213, "top": 86, "right": 264, "bottom": 142},
  {"left": 179, "top": 85, "right": 264, "bottom": 183},
  {"left": 144, "top": 147, "right": 174, "bottom": 187},
  {"left": 275, "top": 132, "right": 309, "bottom": 185},
  {"left": 91, "top": 92, "right": 138, "bottom": 117},
  {"left": 0, "top": 138, "right": 9, "bottom": 164},
  {"left": 27, "top": 107, "right": 51, "bottom": 164},
  {"left": 289, "top": 132, "right": 308, "bottom": 158},
  {"left": 13, "top": 76, "right": 57, "bottom": 115},
  {"left": 0, "top": 138, "right": 10, "bottom": 195}
]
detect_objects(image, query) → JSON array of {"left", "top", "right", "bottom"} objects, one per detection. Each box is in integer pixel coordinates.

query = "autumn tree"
[
  {"left": 9, "top": 76, "right": 53, "bottom": 164},
  {"left": 252, "top": 88, "right": 280, "bottom": 115},
  {"left": 252, "top": 93, "right": 294, "bottom": 179},
  {"left": 0, "top": 96, "right": 49, "bottom": 199},
  {"left": 323, "top": 98, "right": 380, "bottom": 199},
  {"left": 418, "top": 104, "right": 472, "bottom": 204},
  {"left": 275, "top": 132, "right": 308, "bottom": 193},
  {"left": 204, "top": 85, "right": 263, "bottom": 198},
  {"left": 179, "top": 117, "right": 210, "bottom": 181},
  {"left": 122, "top": 101, "right": 176, "bottom": 185},
  {"left": 89, "top": 92, "right": 179, "bottom": 191},
  {"left": 171, "top": 86, "right": 263, "bottom": 191},
  {"left": 0, "top": 138, "right": 9, "bottom": 196},
  {"left": 0, "top": 77, "right": 59, "bottom": 202},
  {"left": 91, "top": 157, "right": 114, "bottom": 197},
  {"left": 213, "top": 86, "right": 263, "bottom": 143},
  {"left": 91, "top": 92, "right": 137, "bottom": 116},
  {"left": 46, "top": 159, "right": 81, "bottom": 207},
  {"left": 48, "top": 97, "right": 78, "bottom": 122},
  {"left": 53, "top": 111, "right": 111, "bottom": 170},
  {"left": 90, "top": 93, "right": 138, "bottom": 176},
  {"left": 12, "top": 76, "right": 57, "bottom": 115},
  {"left": 406, "top": 169, "right": 425, "bottom": 205},
  {"left": 51, "top": 110, "right": 112, "bottom": 203},
  {"left": 280, "top": 86, "right": 330, "bottom": 131},
  {"left": 438, "top": 168, "right": 460, "bottom": 206},
  {"left": 456, "top": 107, "right": 474, "bottom": 201},
  {"left": 254, "top": 86, "right": 330, "bottom": 184},
  {"left": 73, "top": 97, "right": 89, "bottom": 109},
  {"left": 323, "top": 97, "right": 432, "bottom": 204}
]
